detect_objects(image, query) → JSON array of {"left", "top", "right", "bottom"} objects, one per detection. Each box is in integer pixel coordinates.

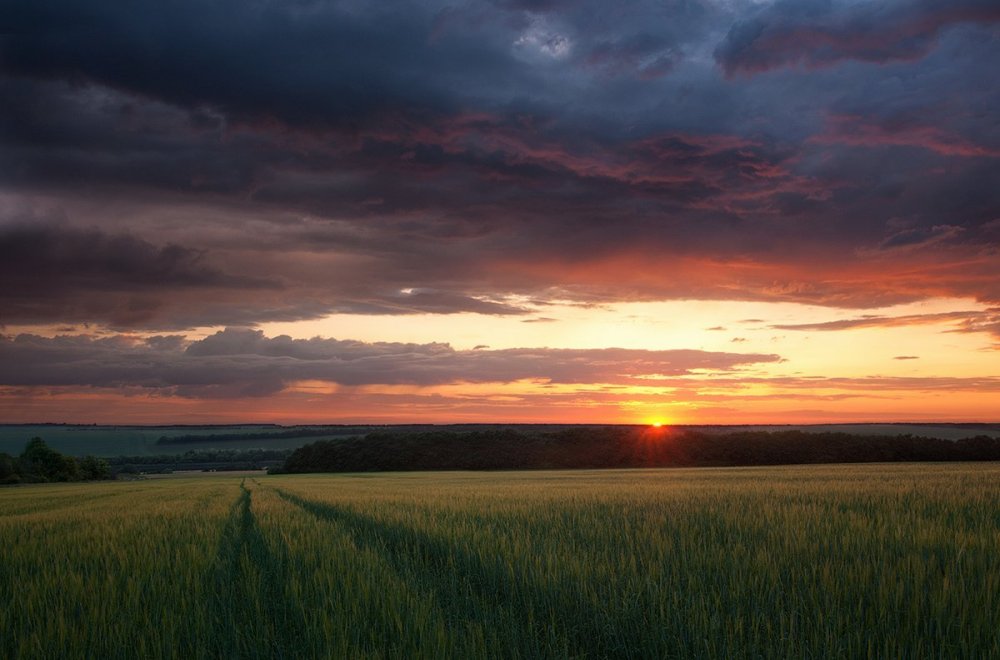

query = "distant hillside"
[
  {"left": 278, "top": 428, "right": 1000, "bottom": 473},
  {"left": 0, "top": 425, "right": 347, "bottom": 457}
]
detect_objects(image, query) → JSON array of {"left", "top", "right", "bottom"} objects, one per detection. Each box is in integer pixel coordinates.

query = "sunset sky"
[{"left": 1, "top": 0, "right": 998, "bottom": 424}]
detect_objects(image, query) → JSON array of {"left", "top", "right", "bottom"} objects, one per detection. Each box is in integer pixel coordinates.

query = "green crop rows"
[{"left": 2, "top": 464, "right": 998, "bottom": 658}]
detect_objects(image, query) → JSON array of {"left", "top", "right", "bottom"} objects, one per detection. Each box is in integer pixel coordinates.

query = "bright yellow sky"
[
  {"left": 260, "top": 296, "right": 1000, "bottom": 423},
  {"left": 6, "top": 296, "right": 994, "bottom": 425},
  {"left": 260, "top": 296, "right": 998, "bottom": 375},
  {"left": 0, "top": 299, "right": 1000, "bottom": 424}
]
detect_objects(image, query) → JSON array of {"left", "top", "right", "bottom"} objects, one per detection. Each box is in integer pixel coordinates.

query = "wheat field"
[{"left": 2, "top": 463, "right": 998, "bottom": 658}]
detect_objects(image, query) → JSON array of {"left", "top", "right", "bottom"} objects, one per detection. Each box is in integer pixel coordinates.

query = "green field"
[{"left": 2, "top": 464, "right": 998, "bottom": 658}]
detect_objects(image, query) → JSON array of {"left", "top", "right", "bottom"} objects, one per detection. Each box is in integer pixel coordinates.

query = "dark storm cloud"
[
  {"left": 0, "top": 329, "right": 782, "bottom": 397},
  {"left": 1, "top": 0, "right": 465, "bottom": 127},
  {"left": 0, "top": 0, "right": 711, "bottom": 128},
  {"left": 0, "top": 0, "right": 998, "bottom": 329},
  {"left": 716, "top": 0, "right": 1000, "bottom": 76},
  {"left": 0, "top": 223, "right": 263, "bottom": 290},
  {"left": 0, "top": 220, "right": 529, "bottom": 328},
  {"left": 584, "top": 32, "right": 680, "bottom": 79},
  {"left": 0, "top": 223, "right": 278, "bottom": 326}
]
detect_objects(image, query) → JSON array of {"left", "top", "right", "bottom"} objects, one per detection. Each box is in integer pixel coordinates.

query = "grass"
[{"left": 2, "top": 463, "right": 998, "bottom": 658}]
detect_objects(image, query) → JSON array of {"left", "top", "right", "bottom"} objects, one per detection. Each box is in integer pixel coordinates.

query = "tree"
[
  {"left": 0, "top": 452, "right": 19, "bottom": 484},
  {"left": 19, "top": 437, "right": 79, "bottom": 482},
  {"left": 79, "top": 455, "right": 111, "bottom": 481}
]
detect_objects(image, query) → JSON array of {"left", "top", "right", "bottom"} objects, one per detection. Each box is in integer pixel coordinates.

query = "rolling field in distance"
[
  {"left": 2, "top": 464, "right": 999, "bottom": 658},
  {"left": 0, "top": 425, "right": 324, "bottom": 457}
]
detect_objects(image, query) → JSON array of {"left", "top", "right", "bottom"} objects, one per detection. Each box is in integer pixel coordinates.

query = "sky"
[{"left": 1, "top": 0, "right": 998, "bottom": 424}]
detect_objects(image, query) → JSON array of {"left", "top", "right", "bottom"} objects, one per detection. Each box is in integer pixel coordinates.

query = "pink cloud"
[{"left": 813, "top": 114, "right": 1000, "bottom": 158}]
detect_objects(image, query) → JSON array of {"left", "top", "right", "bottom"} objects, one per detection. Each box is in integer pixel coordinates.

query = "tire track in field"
[
  {"left": 274, "top": 488, "right": 631, "bottom": 659},
  {"left": 210, "top": 480, "right": 306, "bottom": 659}
]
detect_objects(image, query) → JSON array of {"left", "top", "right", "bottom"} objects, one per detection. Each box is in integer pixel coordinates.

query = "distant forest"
[
  {"left": 0, "top": 441, "right": 291, "bottom": 481},
  {"left": 277, "top": 428, "right": 1000, "bottom": 474},
  {"left": 1, "top": 438, "right": 110, "bottom": 484},
  {"left": 109, "top": 448, "right": 292, "bottom": 474},
  {"left": 156, "top": 428, "right": 363, "bottom": 445}
]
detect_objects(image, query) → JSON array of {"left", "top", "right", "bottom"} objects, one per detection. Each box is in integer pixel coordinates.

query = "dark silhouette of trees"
[
  {"left": 0, "top": 452, "right": 18, "bottom": 484},
  {"left": 105, "top": 448, "right": 292, "bottom": 474},
  {"left": 20, "top": 437, "right": 80, "bottom": 482},
  {"left": 277, "top": 428, "right": 1000, "bottom": 474},
  {"left": 0, "top": 438, "right": 113, "bottom": 484},
  {"left": 78, "top": 455, "right": 111, "bottom": 481}
]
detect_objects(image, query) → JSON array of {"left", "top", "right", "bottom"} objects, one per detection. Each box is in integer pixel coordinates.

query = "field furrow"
[
  {"left": 206, "top": 480, "right": 308, "bottom": 658},
  {"left": 274, "top": 486, "right": 603, "bottom": 658}
]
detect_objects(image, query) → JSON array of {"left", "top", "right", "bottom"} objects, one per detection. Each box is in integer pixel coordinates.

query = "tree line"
[
  {"left": 155, "top": 428, "right": 364, "bottom": 445},
  {"left": 275, "top": 428, "right": 1000, "bottom": 474},
  {"left": 109, "top": 448, "right": 292, "bottom": 474},
  {"left": 0, "top": 441, "right": 292, "bottom": 482},
  {"left": 0, "top": 438, "right": 111, "bottom": 484}
]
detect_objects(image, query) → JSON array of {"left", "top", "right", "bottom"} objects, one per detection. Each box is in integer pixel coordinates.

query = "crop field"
[{"left": 2, "top": 464, "right": 999, "bottom": 658}]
